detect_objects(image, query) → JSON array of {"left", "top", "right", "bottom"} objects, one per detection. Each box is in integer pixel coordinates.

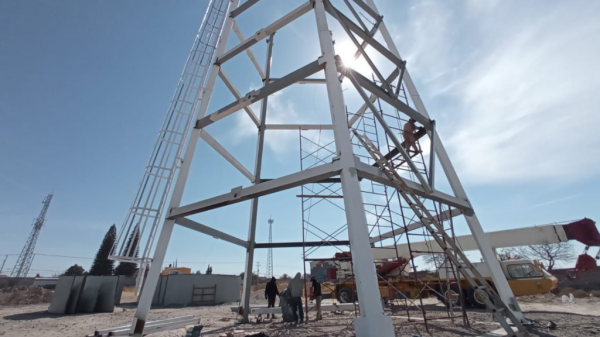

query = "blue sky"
[{"left": 1, "top": 0, "right": 599, "bottom": 278}]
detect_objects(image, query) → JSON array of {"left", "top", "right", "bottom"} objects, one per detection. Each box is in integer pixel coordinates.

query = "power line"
[
  {"left": 1, "top": 253, "right": 93, "bottom": 260},
  {"left": 34, "top": 253, "right": 93, "bottom": 260}
]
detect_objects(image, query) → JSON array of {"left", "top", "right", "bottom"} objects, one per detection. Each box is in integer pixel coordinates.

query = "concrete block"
[
  {"left": 78, "top": 276, "right": 102, "bottom": 313},
  {"left": 66, "top": 276, "right": 85, "bottom": 314},
  {"left": 48, "top": 276, "right": 75, "bottom": 314},
  {"left": 114, "top": 275, "right": 126, "bottom": 305},
  {"left": 96, "top": 276, "right": 118, "bottom": 312}
]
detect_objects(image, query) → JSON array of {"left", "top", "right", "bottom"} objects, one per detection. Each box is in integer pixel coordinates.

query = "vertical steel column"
[
  {"left": 239, "top": 33, "right": 275, "bottom": 323},
  {"left": 130, "top": 1, "right": 241, "bottom": 335},
  {"left": 363, "top": 0, "right": 525, "bottom": 322},
  {"left": 313, "top": 1, "right": 394, "bottom": 336}
]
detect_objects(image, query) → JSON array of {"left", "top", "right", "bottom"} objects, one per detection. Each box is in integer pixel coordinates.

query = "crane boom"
[{"left": 372, "top": 218, "right": 599, "bottom": 260}]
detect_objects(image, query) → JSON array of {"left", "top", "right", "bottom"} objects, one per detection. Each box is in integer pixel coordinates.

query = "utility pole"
[
  {"left": 266, "top": 218, "right": 274, "bottom": 278},
  {"left": 255, "top": 261, "right": 260, "bottom": 285},
  {"left": 11, "top": 193, "right": 54, "bottom": 278}
]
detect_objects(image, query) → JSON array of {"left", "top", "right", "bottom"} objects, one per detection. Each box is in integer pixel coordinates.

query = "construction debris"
[{"left": 0, "top": 286, "right": 53, "bottom": 306}]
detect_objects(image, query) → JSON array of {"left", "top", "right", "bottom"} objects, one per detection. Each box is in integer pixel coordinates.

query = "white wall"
[{"left": 152, "top": 274, "right": 240, "bottom": 306}]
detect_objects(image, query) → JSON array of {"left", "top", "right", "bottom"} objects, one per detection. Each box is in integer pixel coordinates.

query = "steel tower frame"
[
  {"left": 119, "top": 1, "right": 529, "bottom": 336},
  {"left": 11, "top": 193, "right": 53, "bottom": 278}
]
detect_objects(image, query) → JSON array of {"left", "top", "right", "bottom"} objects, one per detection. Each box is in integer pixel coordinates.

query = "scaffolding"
[{"left": 298, "top": 79, "right": 470, "bottom": 330}]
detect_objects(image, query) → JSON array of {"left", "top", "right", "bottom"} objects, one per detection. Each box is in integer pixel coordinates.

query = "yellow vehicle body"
[
  {"left": 161, "top": 267, "right": 192, "bottom": 276},
  {"left": 332, "top": 259, "right": 558, "bottom": 307}
]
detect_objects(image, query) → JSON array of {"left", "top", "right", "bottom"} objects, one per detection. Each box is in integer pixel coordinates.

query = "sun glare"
[{"left": 335, "top": 39, "right": 371, "bottom": 75}]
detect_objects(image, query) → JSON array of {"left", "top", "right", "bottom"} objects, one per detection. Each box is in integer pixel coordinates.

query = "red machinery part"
[
  {"left": 376, "top": 258, "right": 409, "bottom": 278},
  {"left": 562, "top": 218, "right": 600, "bottom": 246}
]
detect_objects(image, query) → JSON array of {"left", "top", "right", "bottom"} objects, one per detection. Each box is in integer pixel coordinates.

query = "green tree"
[
  {"left": 114, "top": 227, "right": 140, "bottom": 277},
  {"left": 89, "top": 225, "right": 117, "bottom": 276},
  {"left": 62, "top": 264, "right": 85, "bottom": 276}
]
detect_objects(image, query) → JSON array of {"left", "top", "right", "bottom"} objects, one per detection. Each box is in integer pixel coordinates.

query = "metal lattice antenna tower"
[
  {"left": 11, "top": 193, "right": 53, "bottom": 278},
  {"left": 266, "top": 218, "right": 274, "bottom": 278}
]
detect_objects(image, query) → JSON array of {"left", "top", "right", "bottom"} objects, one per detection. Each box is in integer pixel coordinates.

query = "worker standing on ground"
[
  {"left": 264, "top": 276, "right": 280, "bottom": 319},
  {"left": 310, "top": 276, "right": 323, "bottom": 321},
  {"left": 402, "top": 118, "right": 420, "bottom": 154},
  {"left": 287, "top": 272, "right": 304, "bottom": 324}
]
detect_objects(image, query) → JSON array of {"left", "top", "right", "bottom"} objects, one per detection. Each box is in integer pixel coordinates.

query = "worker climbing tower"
[
  {"left": 11, "top": 193, "right": 53, "bottom": 278},
  {"left": 114, "top": 0, "right": 531, "bottom": 336}
]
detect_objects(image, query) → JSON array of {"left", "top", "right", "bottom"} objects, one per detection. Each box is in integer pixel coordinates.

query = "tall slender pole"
[
  {"left": 313, "top": 1, "right": 394, "bottom": 335},
  {"left": 239, "top": 33, "right": 275, "bottom": 323}
]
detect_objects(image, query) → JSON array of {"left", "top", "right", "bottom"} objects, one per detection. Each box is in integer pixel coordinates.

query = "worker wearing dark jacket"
[
  {"left": 311, "top": 276, "right": 323, "bottom": 320},
  {"left": 264, "top": 277, "right": 280, "bottom": 318}
]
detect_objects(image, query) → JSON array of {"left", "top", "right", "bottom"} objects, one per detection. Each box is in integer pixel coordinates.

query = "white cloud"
[
  {"left": 531, "top": 194, "right": 583, "bottom": 209},
  {"left": 390, "top": 1, "right": 600, "bottom": 184}
]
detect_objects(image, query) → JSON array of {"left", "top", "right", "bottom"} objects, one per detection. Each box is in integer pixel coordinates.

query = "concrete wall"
[
  {"left": 152, "top": 274, "right": 240, "bottom": 306},
  {"left": 0, "top": 278, "right": 35, "bottom": 289}
]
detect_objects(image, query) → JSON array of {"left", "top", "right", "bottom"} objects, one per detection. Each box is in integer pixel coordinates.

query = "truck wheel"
[
  {"left": 468, "top": 287, "right": 490, "bottom": 309},
  {"left": 337, "top": 288, "right": 355, "bottom": 303},
  {"left": 436, "top": 285, "right": 462, "bottom": 308}
]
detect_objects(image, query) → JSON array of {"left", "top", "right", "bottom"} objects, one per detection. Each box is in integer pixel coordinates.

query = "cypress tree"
[
  {"left": 89, "top": 225, "right": 117, "bottom": 276},
  {"left": 114, "top": 226, "right": 140, "bottom": 277}
]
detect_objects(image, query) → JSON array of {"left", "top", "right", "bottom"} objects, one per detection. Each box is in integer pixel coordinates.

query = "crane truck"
[{"left": 311, "top": 218, "right": 600, "bottom": 308}]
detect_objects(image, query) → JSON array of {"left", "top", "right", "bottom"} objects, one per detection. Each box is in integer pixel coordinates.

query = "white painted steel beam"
[
  {"left": 354, "top": 160, "right": 472, "bottom": 212},
  {"left": 230, "top": 0, "right": 260, "bottom": 18},
  {"left": 341, "top": 65, "right": 431, "bottom": 128},
  {"left": 324, "top": 0, "right": 392, "bottom": 94},
  {"left": 363, "top": 0, "right": 526, "bottom": 322},
  {"left": 169, "top": 161, "right": 342, "bottom": 219},
  {"left": 351, "top": 0, "right": 380, "bottom": 21},
  {"left": 348, "top": 69, "right": 399, "bottom": 128},
  {"left": 324, "top": 2, "right": 403, "bottom": 69},
  {"left": 239, "top": 32, "right": 275, "bottom": 323},
  {"left": 369, "top": 208, "right": 463, "bottom": 244},
  {"left": 232, "top": 21, "right": 265, "bottom": 79},
  {"left": 199, "top": 129, "right": 255, "bottom": 182},
  {"left": 265, "top": 124, "right": 333, "bottom": 130},
  {"left": 175, "top": 217, "right": 249, "bottom": 248},
  {"left": 217, "top": 1, "right": 313, "bottom": 64},
  {"left": 314, "top": 0, "right": 394, "bottom": 335},
  {"left": 96, "top": 316, "right": 195, "bottom": 335},
  {"left": 218, "top": 68, "right": 260, "bottom": 127},
  {"left": 270, "top": 78, "right": 327, "bottom": 84},
  {"left": 371, "top": 223, "right": 571, "bottom": 260},
  {"left": 197, "top": 60, "right": 325, "bottom": 129}
]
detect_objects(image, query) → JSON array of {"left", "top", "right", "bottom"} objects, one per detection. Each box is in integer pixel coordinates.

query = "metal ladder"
[
  {"left": 109, "top": 0, "right": 230, "bottom": 295},
  {"left": 353, "top": 130, "right": 529, "bottom": 337}
]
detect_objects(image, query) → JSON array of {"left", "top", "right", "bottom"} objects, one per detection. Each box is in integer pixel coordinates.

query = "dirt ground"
[{"left": 0, "top": 292, "right": 599, "bottom": 337}]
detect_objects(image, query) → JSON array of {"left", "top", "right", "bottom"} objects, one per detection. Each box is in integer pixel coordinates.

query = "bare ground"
[{"left": 0, "top": 293, "right": 599, "bottom": 337}]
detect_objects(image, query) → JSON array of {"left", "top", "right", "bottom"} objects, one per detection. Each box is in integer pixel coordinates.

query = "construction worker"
[
  {"left": 402, "top": 118, "right": 420, "bottom": 154},
  {"left": 310, "top": 276, "right": 323, "bottom": 320},
  {"left": 264, "top": 276, "right": 280, "bottom": 319},
  {"left": 287, "top": 272, "right": 304, "bottom": 324}
]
